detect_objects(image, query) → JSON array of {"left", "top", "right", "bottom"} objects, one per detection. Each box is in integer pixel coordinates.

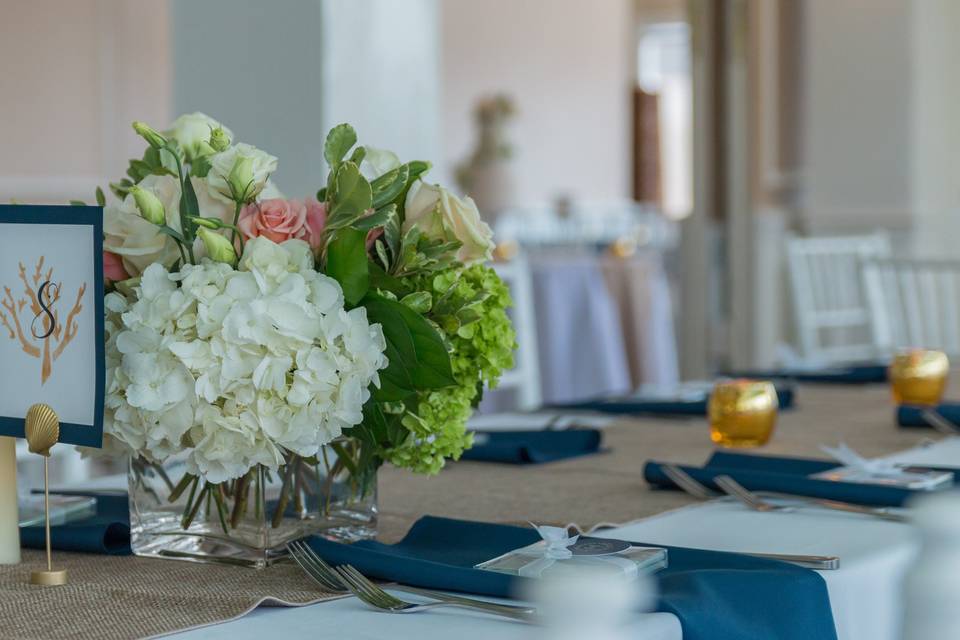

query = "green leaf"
[
  {"left": 324, "top": 123, "right": 357, "bottom": 170},
  {"left": 363, "top": 294, "right": 456, "bottom": 393},
  {"left": 180, "top": 174, "right": 200, "bottom": 240},
  {"left": 327, "top": 161, "right": 372, "bottom": 230},
  {"left": 95, "top": 187, "right": 106, "bottom": 207},
  {"left": 353, "top": 204, "right": 396, "bottom": 231},
  {"left": 370, "top": 164, "right": 409, "bottom": 209},
  {"left": 400, "top": 291, "right": 432, "bottom": 314},
  {"left": 325, "top": 227, "right": 369, "bottom": 306},
  {"left": 316, "top": 187, "right": 327, "bottom": 202},
  {"left": 157, "top": 224, "right": 187, "bottom": 243},
  {"left": 383, "top": 208, "right": 402, "bottom": 258},
  {"left": 369, "top": 259, "right": 404, "bottom": 292},
  {"left": 190, "top": 153, "right": 212, "bottom": 178},
  {"left": 396, "top": 161, "right": 432, "bottom": 216},
  {"left": 373, "top": 240, "right": 392, "bottom": 273},
  {"left": 350, "top": 145, "right": 367, "bottom": 166},
  {"left": 69, "top": 200, "right": 86, "bottom": 206}
]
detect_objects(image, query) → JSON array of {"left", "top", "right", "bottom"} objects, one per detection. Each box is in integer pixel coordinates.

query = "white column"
[{"left": 0, "top": 437, "right": 20, "bottom": 565}]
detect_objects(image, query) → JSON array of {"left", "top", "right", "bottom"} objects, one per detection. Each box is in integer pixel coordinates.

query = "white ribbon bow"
[{"left": 535, "top": 524, "right": 580, "bottom": 560}]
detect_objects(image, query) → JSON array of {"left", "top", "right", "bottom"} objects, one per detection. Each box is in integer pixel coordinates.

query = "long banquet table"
[{"left": 5, "top": 382, "right": 943, "bottom": 639}]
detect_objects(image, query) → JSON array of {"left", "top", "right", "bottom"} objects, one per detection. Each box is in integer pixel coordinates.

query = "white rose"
[
  {"left": 402, "top": 181, "right": 495, "bottom": 264},
  {"left": 166, "top": 112, "right": 232, "bottom": 160},
  {"left": 103, "top": 175, "right": 183, "bottom": 276},
  {"left": 207, "top": 143, "right": 278, "bottom": 203}
]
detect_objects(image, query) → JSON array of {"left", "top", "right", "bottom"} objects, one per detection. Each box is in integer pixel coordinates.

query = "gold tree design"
[{"left": 0, "top": 256, "right": 86, "bottom": 384}]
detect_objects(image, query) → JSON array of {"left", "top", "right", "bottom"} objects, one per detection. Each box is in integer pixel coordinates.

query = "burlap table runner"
[
  {"left": 1, "top": 382, "right": 937, "bottom": 639},
  {"left": 1, "top": 550, "right": 341, "bottom": 640}
]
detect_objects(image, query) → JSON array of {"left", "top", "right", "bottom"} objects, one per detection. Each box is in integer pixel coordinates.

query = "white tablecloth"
[
  {"left": 119, "top": 439, "right": 960, "bottom": 639},
  {"left": 483, "top": 250, "right": 678, "bottom": 411}
]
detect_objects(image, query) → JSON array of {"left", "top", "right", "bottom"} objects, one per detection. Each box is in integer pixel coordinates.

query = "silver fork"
[
  {"left": 661, "top": 464, "right": 717, "bottom": 499},
  {"left": 921, "top": 409, "right": 960, "bottom": 435},
  {"left": 286, "top": 541, "right": 535, "bottom": 619},
  {"left": 334, "top": 564, "right": 536, "bottom": 622},
  {"left": 714, "top": 474, "right": 907, "bottom": 522}
]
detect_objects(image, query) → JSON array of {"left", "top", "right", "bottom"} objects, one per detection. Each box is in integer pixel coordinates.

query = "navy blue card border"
[{"left": 0, "top": 204, "right": 104, "bottom": 448}]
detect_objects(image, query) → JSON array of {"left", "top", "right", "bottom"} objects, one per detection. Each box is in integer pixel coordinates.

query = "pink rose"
[
  {"left": 103, "top": 251, "right": 130, "bottom": 282},
  {"left": 238, "top": 198, "right": 327, "bottom": 249}
]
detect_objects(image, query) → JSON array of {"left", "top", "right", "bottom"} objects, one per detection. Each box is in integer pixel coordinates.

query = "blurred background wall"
[
  {"left": 3, "top": 0, "right": 960, "bottom": 372},
  {"left": 438, "top": 0, "right": 634, "bottom": 203}
]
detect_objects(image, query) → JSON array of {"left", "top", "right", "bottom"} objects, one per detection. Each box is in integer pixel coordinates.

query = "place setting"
[{"left": 8, "top": 4, "right": 960, "bottom": 640}]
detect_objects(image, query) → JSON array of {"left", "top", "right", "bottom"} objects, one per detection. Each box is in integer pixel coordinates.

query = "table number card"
[{"left": 0, "top": 205, "right": 104, "bottom": 447}]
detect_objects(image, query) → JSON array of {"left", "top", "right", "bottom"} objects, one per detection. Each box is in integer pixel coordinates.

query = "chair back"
[
  {"left": 862, "top": 256, "right": 960, "bottom": 357},
  {"left": 786, "top": 232, "right": 891, "bottom": 363},
  {"left": 491, "top": 253, "right": 542, "bottom": 410}
]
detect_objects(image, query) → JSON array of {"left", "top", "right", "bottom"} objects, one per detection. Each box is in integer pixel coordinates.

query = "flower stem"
[
  {"left": 230, "top": 471, "right": 251, "bottom": 528},
  {"left": 182, "top": 483, "right": 208, "bottom": 530},
  {"left": 230, "top": 201, "right": 242, "bottom": 248},
  {"left": 271, "top": 456, "right": 299, "bottom": 528},
  {"left": 210, "top": 483, "right": 230, "bottom": 534},
  {"left": 167, "top": 473, "right": 196, "bottom": 503}
]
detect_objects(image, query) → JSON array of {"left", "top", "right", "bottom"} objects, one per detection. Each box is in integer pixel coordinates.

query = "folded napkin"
[
  {"left": 554, "top": 384, "right": 794, "bottom": 416},
  {"left": 724, "top": 363, "right": 888, "bottom": 384},
  {"left": 898, "top": 404, "right": 960, "bottom": 429},
  {"left": 308, "top": 516, "right": 837, "bottom": 640},
  {"left": 644, "top": 451, "right": 945, "bottom": 507},
  {"left": 20, "top": 493, "right": 130, "bottom": 555},
  {"left": 460, "top": 429, "right": 603, "bottom": 464}
]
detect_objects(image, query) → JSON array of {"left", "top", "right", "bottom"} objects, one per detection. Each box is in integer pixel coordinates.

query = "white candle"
[{"left": 0, "top": 436, "right": 20, "bottom": 564}]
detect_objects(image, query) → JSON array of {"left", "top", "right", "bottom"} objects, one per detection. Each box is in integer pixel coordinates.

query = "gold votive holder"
[
  {"left": 889, "top": 349, "right": 949, "bottom": 406},
  {"left": 708, "top": 379, "right": 778, "bottom": 448}
]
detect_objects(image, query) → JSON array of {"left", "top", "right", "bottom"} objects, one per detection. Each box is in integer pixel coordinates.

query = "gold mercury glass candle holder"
[
  {"left": 889, "top": 349, "right": 949, "bottom": 406},
  {"left": 708, "top": 379, "right": 778, "bottom": 448}
]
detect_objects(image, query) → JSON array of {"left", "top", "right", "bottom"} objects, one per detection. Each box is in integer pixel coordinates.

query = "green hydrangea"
[{"left": 384, "top": 263, "right": 516, "bottom": 474}]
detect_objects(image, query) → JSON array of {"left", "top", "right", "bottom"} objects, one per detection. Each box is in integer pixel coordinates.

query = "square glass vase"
[{"left": 129, "top": 441, "right": 378, "bottom": 568}]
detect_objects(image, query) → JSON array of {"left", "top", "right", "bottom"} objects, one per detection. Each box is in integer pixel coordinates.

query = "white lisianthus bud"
[
  {"left": 132, "top": 121, "right": 167, "bottom": 150},
  {"left": 207, "top": 143, "right": 278, "bottom": 204},
  {"left": 128, "top": 185, "right": 166, "bottom": 226},
  {"left": 198, "top": 228, "right": 237, "bottom": 265},
  {"left": 209, "top": 126, "right": 231, "bottom": 152},
  {"left": 228, "top": 155, "right": 255, "bottom": 202},
  {"left": 166, "top": 112, "right": 232, "bottom": 160}
]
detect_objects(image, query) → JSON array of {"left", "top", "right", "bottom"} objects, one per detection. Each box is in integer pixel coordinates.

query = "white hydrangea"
[{"left": 105, "top": 237, "right": 388, "bottom": 483}]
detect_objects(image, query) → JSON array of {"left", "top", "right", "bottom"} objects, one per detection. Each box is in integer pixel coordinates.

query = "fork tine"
[
  {"left": 334, "top": 565, "right": 388, "bottom": 608},
  {"left": 715, "top": 475, "right": 769, "bottom": 510},
  {"left": 287, "top": 543, "right": 330, "bottom": 590},
  {"left": 290, "top": 543, "right": 347, "bottom": 593},
  {"left": 340, "top": 565, "right": 407, "bottom": 608},
  {"left": 922, "top": 409, "right": 960, "bottom": 435},
  {"left": 287, "top": 541, "right": 345, "bottom": 592},
  {"left": 662, "top": 464, "right": 715, "bottom": 499},
  {"left": 296, "top": 542, "right": 349, "bottom": 590}
]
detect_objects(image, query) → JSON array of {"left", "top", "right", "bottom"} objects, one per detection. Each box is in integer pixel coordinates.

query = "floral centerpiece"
[{"left": 93, "top": 113, "right": 515, "bottom": 566}]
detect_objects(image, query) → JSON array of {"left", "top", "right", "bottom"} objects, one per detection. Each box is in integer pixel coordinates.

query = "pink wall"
[
  {"left": 0, "top": 0, "right": 170, "bottom": 203},
  {"left": 439, "top": 0, "right": 634, "bottom": 205}
]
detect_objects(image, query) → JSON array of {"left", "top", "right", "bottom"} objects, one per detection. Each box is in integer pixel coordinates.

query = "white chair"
[
  {"left": 786, "top": 232, "right": 891, "bottom": 364},
  {"left": 862, "top": 256, "right": 960, "bottom": 357},
  {"left": 491, "top": 253, "right": 542, "bottom": 410}
]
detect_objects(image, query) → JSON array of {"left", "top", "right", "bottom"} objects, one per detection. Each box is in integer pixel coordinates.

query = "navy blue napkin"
[
  {"left": 724, "top": 363, "right": 888, "bottom": 384},
  {"left": 460, "top": 429, "right": 603, "bottom": 464},
  {"left": 554, "top": 384, "right": 794, "bottom": 416},
  {"left": 21, "top": 493, "right": 130, "bottom": 555},
  {"left": 897, "top": 403, "right": 960, "bottom": 429},
  {"left": 308, "top": 515, "right": 837, "bottom": 640},
  {"left": 644, "top": 451, "right": 935, "bottom": 507}
]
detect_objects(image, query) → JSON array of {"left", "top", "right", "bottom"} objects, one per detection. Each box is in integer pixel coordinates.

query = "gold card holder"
[{"left": 24, "top": 403, "right": 67, "bottom": 586}]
